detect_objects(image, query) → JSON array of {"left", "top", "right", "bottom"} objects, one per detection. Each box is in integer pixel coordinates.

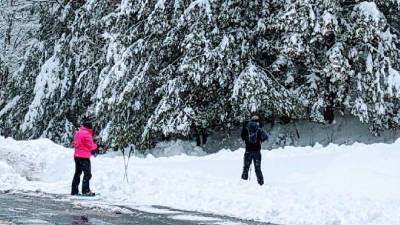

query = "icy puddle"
[{"left": 0, "top": 192, "right": 274, "bottom": 225}]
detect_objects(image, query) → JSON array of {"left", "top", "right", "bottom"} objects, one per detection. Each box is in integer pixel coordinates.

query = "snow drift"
[{"left": 0, "top": 136, "right": 400, "bottom": 225}]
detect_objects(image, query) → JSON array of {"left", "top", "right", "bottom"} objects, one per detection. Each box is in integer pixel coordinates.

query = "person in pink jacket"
[{"left": 71, "top": 119, "right": 98, "bottom": 196}]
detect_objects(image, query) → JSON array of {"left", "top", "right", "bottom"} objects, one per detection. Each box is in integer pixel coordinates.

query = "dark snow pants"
[
  {"left": 241, "top": 151, "right": 264, "bottom": 185},
  {"left": 71, "top": 157, "right": 92, "bottom": 195}
]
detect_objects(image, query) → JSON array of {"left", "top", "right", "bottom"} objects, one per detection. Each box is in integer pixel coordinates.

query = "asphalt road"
[{"left": 0, "top": 191, "right": 275, "bottom": 225}]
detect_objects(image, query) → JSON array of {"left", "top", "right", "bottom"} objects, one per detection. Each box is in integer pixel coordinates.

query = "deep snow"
[{"left": 0, "top": 136, "right": 400, "bottom": 225}]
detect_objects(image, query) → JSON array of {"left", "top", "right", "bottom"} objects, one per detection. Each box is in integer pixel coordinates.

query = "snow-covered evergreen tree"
[
  {"left": 1, "top": 0, "right": 400, "bottom": 149},
  {"left": 347, "top": 2, "right": 400, "bottom": 132}
]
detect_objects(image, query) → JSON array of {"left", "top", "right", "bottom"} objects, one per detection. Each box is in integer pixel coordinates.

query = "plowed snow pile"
[{"left": 1, "top": 136, "right": 399, "bottom": 225}]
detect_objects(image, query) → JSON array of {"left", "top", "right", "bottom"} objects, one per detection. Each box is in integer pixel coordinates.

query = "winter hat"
[
  {"left": 251, "top": 115, "right": 260, "bottom": 121},
  {"left": 81, "top": 116, "right": 94, "bottom": 129}
]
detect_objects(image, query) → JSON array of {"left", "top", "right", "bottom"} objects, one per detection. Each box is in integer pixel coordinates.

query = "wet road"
[{"left": 0, "top": 192, "right": 275, "bottom": 225}]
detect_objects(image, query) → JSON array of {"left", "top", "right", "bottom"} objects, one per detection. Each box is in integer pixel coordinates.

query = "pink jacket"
[{"left": 73, "top": 127, "right": 97, "bottom": 158}]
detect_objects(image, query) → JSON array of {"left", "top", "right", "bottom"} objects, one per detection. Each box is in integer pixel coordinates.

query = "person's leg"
[
  {"left": 253, "top": 152, "right": 264, "bottom": 185},
  {"left": 241, "top": 152, "right": 252, "bottom": 180},
  {"left": 71, "top": 158, "right": 83, "bottom": 195},
  {"left": 81, "top": 159, "right": 92, "bottom": 194}
]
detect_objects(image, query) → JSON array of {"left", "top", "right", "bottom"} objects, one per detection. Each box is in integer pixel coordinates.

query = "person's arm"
[
  {"left": 86, "top": 135, "right": 100, "bottom": 156},
  {"left": 259, "top": 128, "right": 269, "bottom": 142},
  {"left": 241, "top": 124, "right": 248, "bottom": 141},
  {"left": 89, "top": 136, "right": 98, "bottom": 150},
  {"left": 84, "top": 133, "right": 98, "bottom": 151}
]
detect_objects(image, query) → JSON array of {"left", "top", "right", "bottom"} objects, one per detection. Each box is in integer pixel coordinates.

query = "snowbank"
[
  {"left": 1, "top": 136, "right": 400, "bottom": 225},
  {"left": 0, "top": 137, "right": 73, "bottom": 192},
  {"left": 149, "top": 139, "right": 206, "bottom": 157}
]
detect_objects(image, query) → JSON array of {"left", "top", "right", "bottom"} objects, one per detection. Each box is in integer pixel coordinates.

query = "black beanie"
[
  {"left": 82, "top": 117, "right": 93, "bottom": 129},
  {"left": 82, "top": 122, "right": 93, "bottom": 129}
]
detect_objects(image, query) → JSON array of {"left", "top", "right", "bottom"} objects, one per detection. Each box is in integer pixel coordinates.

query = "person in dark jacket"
[{"left": 241, "top": 115, "right": 269, "bottom": 185}]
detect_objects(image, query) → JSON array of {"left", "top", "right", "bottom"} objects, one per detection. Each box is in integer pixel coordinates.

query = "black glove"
[
  {"left": 92, "top": 149, "right": 108, "bottom": 157},
  {"left": 91, "top": 150, "right": 100, "bottom": 157}
]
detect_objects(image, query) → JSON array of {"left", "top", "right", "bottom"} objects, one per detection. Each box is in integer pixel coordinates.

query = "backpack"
[{"left": 247, "top": 121, "right": 260, "bottom": 144}]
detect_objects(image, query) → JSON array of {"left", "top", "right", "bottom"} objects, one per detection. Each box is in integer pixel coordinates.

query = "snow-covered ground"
[{"left": 0, "top": 136, "right": 400, "bottom": 225}]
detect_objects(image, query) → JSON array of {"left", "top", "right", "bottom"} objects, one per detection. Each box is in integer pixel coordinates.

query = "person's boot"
[
  {"left": 257, "top": 179, "right": 264, "bottom": 186},
  {"left": 71, "top": 187, "right": 79, "bottom": 195},
  {"left": 241, "top": 172, "right": 248, "bottom": 180},
  {"left": 82, "top": 191, "right": 95, "bottom": 196}
]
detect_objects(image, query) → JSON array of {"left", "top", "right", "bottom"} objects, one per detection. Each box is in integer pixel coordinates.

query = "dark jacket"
[{"left": 241, "top": 121, "right": 269, "bottom": 152}]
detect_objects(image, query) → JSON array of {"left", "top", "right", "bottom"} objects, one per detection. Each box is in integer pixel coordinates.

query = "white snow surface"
[
  {"left": 0, "top": 96, "right": 20, "bottom": 118},
  {"left": 353, "top": 2, "right": 384, "bottom": 24},
  {"left": 1, "top": 136, "right": 400, "bottom": 225}
]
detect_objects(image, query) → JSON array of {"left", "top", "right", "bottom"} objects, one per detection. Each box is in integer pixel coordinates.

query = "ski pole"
[
  {"left": 122, "top": 148, "right": 129, "bottom": 183},
  {"left": 249, "top": 167, "right": 252, "bottom": 181}
]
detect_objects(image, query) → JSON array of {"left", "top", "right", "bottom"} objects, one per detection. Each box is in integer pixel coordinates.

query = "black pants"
[
  {"left": 71, "top": 157, "right": 92, "bottom": 195},
  {"left": 241, "top": 151, "right": 264, "bottom": 185}
]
